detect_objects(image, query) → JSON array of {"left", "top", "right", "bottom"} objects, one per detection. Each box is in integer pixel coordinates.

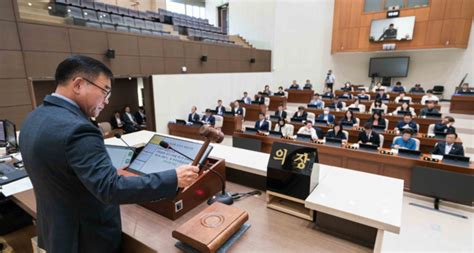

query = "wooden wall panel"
[
  {"left": 140, "top": 57, "right": 165, "bottom": 75},
  {"left": 163, "top": 40, "right": 184, "bottom": 58},
  {"left": 32, "top": 80, "right": 56, "bottom": 107},
  {"left": 215, "top": 60, "right": 230, "bottom": 73},
  {"left": 445, "top": 0, "right": 464, "bottom": 19},
  {"left": 0, "top": 79, "right": 31, "bottom": 107},
  {"left": 0, "top": 21, "right": 21, "bottom": 50},
  {"left": 184, "top": 58, "right": 202, "bottom": 73},
  {"left": 164, "top": 58, "right": 185, "bottom": 74},
  {"left": 425, "top": 20, "right": 443, "bottom": 45},
  {"left": 24, "top": 51, "right": 70, "bottom": 78},
  {"left": 0, "top": 0, "right": 15, "bottom": 21},
  {"left": 460, "top": 0, "right": 474, "bottom": 19},
  {"left": 0, "top": 50, "right": 26, "bottom": 78},
  {"left": 346, "top": 158, "right": 380, "bottom": 174},
  {"left": 429, "top": 0, "right": 447, "bottom": 20},
  {"left": 183, "top": 42, "right": 201, "bottom": 59},
  {"left": 107, "top": 33, "right": 139, "bottom": 56},
  {"left": 138, "top": 37, "right": 164, "bottom": 57},
  {"left": 349, "top": 0, "right": 363, "bottom": 28},
  {"left": 201, "top": 59, "right": 217, "bottom": 73},
  {"left": 229, "top": 61, "right": 241, "bottom": 73},
  {"left": 0, "top": 105, "right": 33, "bottom": 128},
  {"left": 69, "top": 29, "right": 108, "bottom": 54},
  {"left": 412, "top": 21, "right": 428, "bottom": 46},
  {"left": 109, "top": 56, "right": 140, "bottom": 76},
  {"left": 18, "top": 23, "right": 71, "bottom": 52},
  {"left": 382, "top": 165, "right": 411, "bottom": 188}
]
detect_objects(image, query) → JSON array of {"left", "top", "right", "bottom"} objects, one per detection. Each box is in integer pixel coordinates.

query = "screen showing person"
[
  {"left": 128, "top": 134, "right": 213, "bottom": 175},
  {"left": 369, "top": 16, "right": 415, "bottom": 41},
  {"left": 105, "top": 145, "right": 134, "bottom": 169}
]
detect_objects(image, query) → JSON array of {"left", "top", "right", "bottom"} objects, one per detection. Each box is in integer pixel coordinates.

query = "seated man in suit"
[
  {"left": 303, "top": 79, "right": 313, "bottom": 90},
  {"left": 297, "top": 121, "right": 319, "bottom": 141},
  {"left": 392, "top": 129, "right": 417, "bottom": 150},
  {"left": 201, "top": 109, "right": 216, "bottom": 127},
  {"left": 309, "top": 93, "right": 324, "bottom": 109},
  {"left": 322, "top": 87, "right": 334, "bottom": 99},
  {"left": 232, "top": 101, "right": 244, "bottom": 116},
  {"left": 456, "top": 83, "right": 471, "bottom": 94},
  {"left": 419, "top": 100, "right": 440, "bottom": 116},
  {"left": 432, "top": 132, "right": 464, "bottom": 156},
  {"left": 291, "top": 106, "right": 308, "bottom": 122},
  {"left": 288, "top": 80, "right": 300, "bottom": 90},
  {"left": 242, "top": 91, "right": 252, "bottom": 104},
  {"left": 421, "top": 90, "right": 439, "bottom": 105},
  {"left": 254, "top": 113, "right": 270, "bottom": 132},
  {"left": 262, "top": 85, "right": 272, "bottom": 96},
  {"left": 434, "top": 116, "right": 456, "bottom": 134},
  {"left": 395, "top": 114, "right": 418, "bottom": 133},
  {"left": 358, "top": 122, "right": 380, "bottom": 146},
  {"left": 409, "top": 83, "right": 425, "bottom": 94},
  {"left": 134, "top": 106, "right": 146, "bottom": 126},
  {"left": 215, "top": 99, "right": 226, "bottom": 115},
  {"left": 188, "top": 106, "right": 200, "bottom": 122},
  {"left": 331, "top": 98, "right": 345, "bottom": 111},
  {"left": 274, "top": 86, "right": 285, "bottom": 96},
  {"left": 391, "top": 81, "right": 405, "bottom": 93},
  {"left": 254, "top": 92, "right": 266, "bottom": 104},
  {"left": 357, "top": 90, "right": 370, "bottom": 100},
  {"left": 317, "top": 108, "right": 335, "bottom": 124},
  {"left": 375, "top": 89, "right": 389, "bottom": 100},
  {"left": 122, "top": 106, "right": 139, "bottom": 133},
  {"left": 274, "top": 104, "right": 287, "bottom": 120},
  {"left": 110, "top": 111, "right": 123, "bottom": 129}
]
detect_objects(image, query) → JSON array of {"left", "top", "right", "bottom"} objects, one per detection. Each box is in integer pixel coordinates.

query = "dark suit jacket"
[
  {"left": 326, "top": 130, "right": 347, "bottom": 140},
  {"left": 317, "top": 114, "right": 335, "bottom": 124},
  {"left": 358, "top": 131, "right": 380, "bottom": 145},
  {"left": 274, "top": 110, "right": 287, "bottom": 119},
  {"left": 201, "top": 115, "right": 216, "bottom": 126},
  {"left": 432, "top": 142, "right": 464, "bottom": 156},
  {"left": 254, "top": 97, "right": 265, "bottom": 104},
  {"left": 274, "top": 91, "right": 285, "bottom": 96},
  {"left": 434, "top": 123, "right": 455, "bottom": 134},
  {"left": 232, "top": 107, "right": 244, "bottom": 116},
  {"left": 255, "top": 120, "right": 270, "bottom": 132},
  {"left": 121, "top": 113, "right": 138, "bottom": 133},
  {"left": 110, "top": 116, "right": 122, "bottom": 129},
  {"left": 215, "top": 106, "right": 226, "bottom": 115},
  {"left": 134, "top": 111, "right": 146, "bottom": 125},
  {"left": 19, "top": 95, "right": 178, "bottom": 253},
  {"left": 291, "top": 111, "right": 308, "bottom": 122},
  {"left": 188, "top": 113, "right": 200, "bottom": 122}
]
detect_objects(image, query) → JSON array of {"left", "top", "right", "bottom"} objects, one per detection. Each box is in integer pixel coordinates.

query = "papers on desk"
[{"left": 0, "top": 177, "right": 32, "bottom": 196}]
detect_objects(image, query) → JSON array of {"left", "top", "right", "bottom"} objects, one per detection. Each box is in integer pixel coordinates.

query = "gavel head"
[{"left": 199, "top": 126, "right": 224, "bottom": 143}]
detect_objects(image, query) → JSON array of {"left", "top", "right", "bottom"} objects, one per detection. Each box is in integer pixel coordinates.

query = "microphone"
[
  {"left": 114, "top": 133, "right": 137, "bottom": 156},
  {"left": 159, "top": 140, "right": 233, "bottom": 205}
]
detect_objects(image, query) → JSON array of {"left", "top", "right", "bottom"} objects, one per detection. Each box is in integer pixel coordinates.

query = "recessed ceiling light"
[{"left": 27, "top": 2, "right": 32, "bottom": 6}]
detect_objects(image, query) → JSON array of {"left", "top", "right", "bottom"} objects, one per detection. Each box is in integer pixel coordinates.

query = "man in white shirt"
[
  {"left": 242, "top": 92, "right": 252, "bottom": 104},
  {"left": 325, "top": 69, "right": 336, "bottom": 92},
  {"left": 421, "top": 90, "right": 439, "bottom": 105},
  {"left": 297, "top": 121, "right": 319, "bottom": 141}
]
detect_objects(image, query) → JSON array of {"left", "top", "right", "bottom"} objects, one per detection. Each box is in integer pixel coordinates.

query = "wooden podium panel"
[
  {"left": 450, "top": 95, "right": 474, "bottom": 114},
  {"left": 222, "top": 115, "right": 243, "bottom": 135},
  {"left": 241, "top": 104, "right": 266, "bottom": 121},
  {"left": 172, "top": 202, "right": 249, "bottom": 253},
  {"left": 268, "top": 96, "right": 287, "bottom": 111},
  {"left": 286, "top": 89, "right": 314, "bottom": 103},
  {"left": 118, "top": 157, "right": 226, "bottom": 220}
]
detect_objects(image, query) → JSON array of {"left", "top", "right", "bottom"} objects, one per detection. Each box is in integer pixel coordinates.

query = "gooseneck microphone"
[
  {"left": 159, "top": 140, "right": 233, "bottom": 205},
  {"left": 114, "top": 133, "right": 137, "bottom": 156}
]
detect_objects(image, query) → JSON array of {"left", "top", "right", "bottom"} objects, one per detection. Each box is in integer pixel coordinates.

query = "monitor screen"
[
  {"left": 128, "top": 134, "right": 213, "bottom": 175},
  {"left": 369, "top": 57, "right": 410, "bottom": 77},
  {"left": 370, "top": 16, "right": 415, "bottom": 42},
  {"left": 0, "top": 121, "right": 5, "bottom": 143},
  {"left": 105, "top": 145, "right": 135, "bottom": 169},
  {"left": 4, "top": 120, "right": 16, "bottom": 148}
]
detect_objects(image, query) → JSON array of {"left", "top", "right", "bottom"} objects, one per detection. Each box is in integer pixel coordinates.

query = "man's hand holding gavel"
[{"left": 176, "top": 165, "right": 200, "bottom": 188}]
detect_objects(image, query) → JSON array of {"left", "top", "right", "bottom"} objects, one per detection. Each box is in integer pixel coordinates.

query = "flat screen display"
[
  {"left": 0, "top": 121, "right": 5, "bottom": 143},
  {"left": 4, "top": 120, "right": 16, "bottom": 147},
  {"left": 370, "top": 16, "right": 415, "bottom": 42},
  {"left": 128, "top": 134, "right": 213, "bottom": 175},
  {"left": 105, "top": 145, "right": 134, "bottom": 169},
  {"left": 369, "top": 57, "right": 410, "bottom": 77}
]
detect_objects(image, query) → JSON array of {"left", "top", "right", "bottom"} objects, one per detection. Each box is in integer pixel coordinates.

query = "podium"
[{"left": 118, "top": 157, "right": 226, "bottom": 220}]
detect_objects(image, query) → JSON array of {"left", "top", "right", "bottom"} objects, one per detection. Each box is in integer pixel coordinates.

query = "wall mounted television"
[
  {"left": 369, "top": 57, "right": 410, "bottom": 77},
  {"left": 370, "top": 16, "right": 416, "bottom": 42}
]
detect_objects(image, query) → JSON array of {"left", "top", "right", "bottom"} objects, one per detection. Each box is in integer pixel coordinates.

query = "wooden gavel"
[{"left": 191, "top": 126, "right": 224, "bottom": 167}]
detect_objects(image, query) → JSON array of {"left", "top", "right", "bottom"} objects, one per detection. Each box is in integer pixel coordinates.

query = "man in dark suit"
[
  {"left": 358, "top": 122, "right": 380, "bottom": 146},
  {"left": 188, "top": 106, "right": 200, "bottom": 122},
  {"left": 110, "top": 111, "right": 123, "bottom": 129},
  {"left": 291, "top": 106, "right": 308, "bottom": 122},
  {"left": 201, "top": 109, "right": 216, "bottom": 126},
  {"left": 215, "top": 99, "right": 226, "bottom": 115},
  {"left": 434, "top": 116, "right": 456, "bottom": 134},
  {"left": 255, "top": 113, "right": 270, "bottom": 132},
  {"left": 134, "top": 106, "right": 146, "bottom": 126},
  {"left": 254, "top": 92, "right": 265, "bottom": 104},
  {"left": 231, "top": 101, "right": 244, "bottom": 116},
  {"left": 274, "top": 104, "right": 287, "bottom": 120},
  {"left": 122, "top": 105, "right": 139, "bottom": 133},
  {"left": 378, "top": 23, "right": 397, "bottom": 40},
  {"left": 432, "top": 133, "right": 464, "bottom": 156},
  {"left": 317, "top": 108, "right": 335, "bottom": 124},
  {"left": 395, "top": 114, "right": 418, "bottom": 133},
  {"left": 19, "top": 55, "right": 199, "bottom": 253}
]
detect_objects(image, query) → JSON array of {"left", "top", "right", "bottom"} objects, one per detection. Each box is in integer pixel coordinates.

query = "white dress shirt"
[{"left": 297, "top": 127, "right": 318, "bottom": 140}]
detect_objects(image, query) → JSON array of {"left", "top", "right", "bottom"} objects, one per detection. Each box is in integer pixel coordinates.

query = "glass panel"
[
  {"left": 200, "top": 7, "right": 206, "bottom": 19},
  {"left": 186, "top": 4, "right": 193, "bottom": 16},
  {"left": 364, "top": 0, "right": 382, "bottom": 12},
  {"left": 167, "top": 1, "right": 185, "bottom": 14},
  {"left": 385, "top": 0, "right": 405, "bottom": 9},
  {"left": 192, "top": 5, "right": 200, "bottom": 18},
  {"left": 408, "top": 0, "right": 429, "bottom": 7}
]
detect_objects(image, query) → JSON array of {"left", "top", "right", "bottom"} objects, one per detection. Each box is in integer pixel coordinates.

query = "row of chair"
[{"left": 187, "top": 29, "right": 233, "bottom": 44}]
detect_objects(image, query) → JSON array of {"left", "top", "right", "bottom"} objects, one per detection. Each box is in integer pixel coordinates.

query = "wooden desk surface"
[
  {"left": 12, "top": 184, "right": 371, "bottom": 253},
  {"left": 450, "top": 95, "right": 474, "bottom": 114},
  {"left": 334, "top": 90, "right": 425, "bottom": 103},
  {"left": 321, "top": 99, "right": 441, "bottom": 114}
]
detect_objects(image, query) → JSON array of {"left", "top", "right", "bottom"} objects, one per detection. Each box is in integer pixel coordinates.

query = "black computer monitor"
[
  {"left": 269, "top": 115, "right": 281, "bottom": 121},
  {"left": 396, "top": 110, "right": 410, "bottom": 116},
  {"left": 359, "top": 143, "right": 379, "bottom": 152},
  {"left": 348, "top": 107, "right": 360, "bottom": 112},
  {"left": 269, "top": 131, "right": 283, "bottom": 138},
  {"left": 358, "top": 97, "right": 369, "bottom": 101},
  {"left": 372, "top": 108, "right": 384, "bottom": 114},
  {"left": 244, "top": 127, "right": 258, "bottom": 134},
  {"left": 0, "top": 121, "right": 5, "bottom": 145},
  {"left": 291, "top": 118, "right": 304, "bottom": 123},
  {"left": 325, "top": 137, "right": 342, "bottom": 146},
  {"left": 433, "top": 131, "right": 447, "bottom": 139},
  {"left": 372, "top": 125, "right": 386, "bottom": 133},
  {"left": 399, "top": 99, "right": 410, "bottom": 104},
  {"left": 443, "top": 154, "right": 470, "bottom": 167},
  {"left": 4, "top": 120, "right": 17, "bottom": 150},
  {"left": 209, "top": 109, "right": 218, "bottom": 114},
  {"left": 314, "top": 119, "right": 327, "bottom": 126},
  {"left": 307, "top": 104, "right": 320, "bottom": 109},
  {"left": 322, "top": 94, "right": 332, "bottom": 99},
  {"left": 296, "top": 134, "right": 312, "bottom": 142},
  {"left": 398, "top": 148, "right": 421, "bottom": 158},
  {"left": 425, "top": 112, "right": 442, "bottom": 118},
  {"left": 175, "top": 119, "right": 186, "bottom": 125}
]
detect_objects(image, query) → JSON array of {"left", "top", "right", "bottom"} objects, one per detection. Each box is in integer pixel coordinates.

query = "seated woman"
[
  {"left": 325, "top": 123, "right": 347, "bottom": 140},
  {"left": 369, "top": 99, "right": 388, "bottom": 114},
  {"left": 341, "top": 82, "right": 353, "bottom": 92},
  {"left": 392, "top": 102, "right": 416, "bottom": 117},
  {"left": 274, "top": 119, "right": 293, "bottom": 137},
  {"left": 340, "top": 110, "right": 359, "bottom": 128},
  {"left": 367, "top": 111, "right": 386, "bottom": 129}
]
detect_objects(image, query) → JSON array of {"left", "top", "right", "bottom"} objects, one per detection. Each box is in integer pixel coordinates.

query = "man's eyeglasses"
[{"left": 80, "top": 77, "right": 111, "bottom": 100}]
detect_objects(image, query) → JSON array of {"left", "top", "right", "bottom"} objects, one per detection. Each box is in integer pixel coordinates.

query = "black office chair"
[{"left": 432, "top": 85, "right": 444, "bottom": 100}]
